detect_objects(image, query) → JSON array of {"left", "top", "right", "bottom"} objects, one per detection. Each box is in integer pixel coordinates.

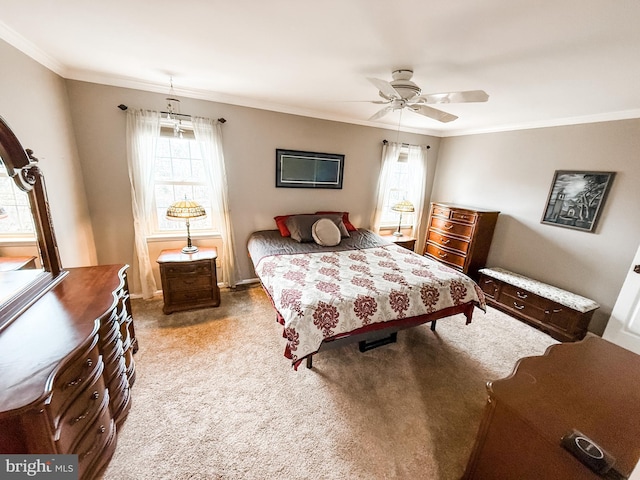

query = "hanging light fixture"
[{"left": 165, "top": 77, "right": 184, "bottom": 138}]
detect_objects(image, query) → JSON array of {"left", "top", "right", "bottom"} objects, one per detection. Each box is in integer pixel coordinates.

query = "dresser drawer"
[
  {"left": 424, "top": 243, "right": 466, "bottom": 269},
  {"left": 164, "top": 261, "right": 212, "bottom": 277},
  {"left": 56, "top": 373, "right": 108, "bottom": 452},
  {"left": 429, "top": 217, "right": 474, "bottom": 239},
  {"left": 498, "top": 291, "right": 549, "bottom": 323},
  {"left": 501, "top": 283, "right": 552, "bottom": 311},
  {"left": 478, "top": 274, "right": 501, "bottom": 299},
  {"left": 50, "top": 336, "right": 102, "bottom": 420},
  {"left": 76, "top": 403, "right": 116, "bottom": 479},
  {"left": 450, "top": 211, "right": 477, "bottom": 224},
  {"left": 166, "top": 274, "right": 213, "bottom": 292},
  {"left": 427, "top": 230, "right": 470, "bottom": 254},
  {"left": 431, "top": 205, "right": 451, "bottom": 218}
]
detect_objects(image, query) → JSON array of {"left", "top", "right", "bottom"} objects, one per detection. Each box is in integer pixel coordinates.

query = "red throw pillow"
[
  {"left": 315, "top": 211, "right": 356, "bottom": 231},
  {"left": 274, "top": 215, "right": 293, "bottom": 236}
]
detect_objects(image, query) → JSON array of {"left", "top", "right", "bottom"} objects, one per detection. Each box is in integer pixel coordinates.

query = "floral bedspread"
[{"left": 254, "top": 242, "right": 485, "bottom": 366}]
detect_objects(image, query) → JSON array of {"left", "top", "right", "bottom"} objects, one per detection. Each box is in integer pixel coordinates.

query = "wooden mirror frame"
[{"left": 0, "top": 116, "right": 65, "bottom": 328}]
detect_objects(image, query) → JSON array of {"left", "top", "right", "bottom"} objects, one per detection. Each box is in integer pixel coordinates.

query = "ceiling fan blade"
[
  {"left": 367, "top": 77, "right": 401, "bottom": 99},
  {"left": 411, "top": 105, "right": 458, "bottom": 123},
  {"left": 421, "top": 90, "right": 489, "bottom": 104},
  {"left": 368, "top": 105, "right": 395, "bottom": 121}
]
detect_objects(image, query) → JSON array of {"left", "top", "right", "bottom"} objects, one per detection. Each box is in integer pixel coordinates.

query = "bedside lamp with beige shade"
[
  {"left": 391, "top": 200, "right": 414, "bottom": 237},
  {"left": 166, "top": 198, "right": 207, "bottom": 253}
]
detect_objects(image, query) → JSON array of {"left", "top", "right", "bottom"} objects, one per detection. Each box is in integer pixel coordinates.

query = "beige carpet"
[{"left": 101, "top": 284, "right": 557, "bottom": 480}]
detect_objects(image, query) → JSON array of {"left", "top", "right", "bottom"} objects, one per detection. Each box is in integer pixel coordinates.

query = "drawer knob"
[
  {"left": 66, "top": 377, "right": 84, "bottom": 389},
  {"left": 444, "top": 224, "right": 454, "bottom": 230},
  {"left": 438, "top": 252, "right": 448, "bottom": 259},
  {"left": 513, "top": 302, "right": 525, "bottom": 310},
  {"left": 85, "top": 358, "right": 93, "bottom": 368},
  {"left": 441, "top": 239, "right": 450, "bottom": 245},
  {"left": 91, "top": 390, "right": 100, "bottom": 400},
  {"left": 516, "top": 291, "right": 528, "bottom": 299}
]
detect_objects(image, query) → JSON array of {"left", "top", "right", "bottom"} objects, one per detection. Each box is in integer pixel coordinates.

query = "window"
[
  {"left": 0, "top": 159, "right": 35, "bottom": 237},
  {"left": 151, "top": 125, "right": 215, "bottom": 235},
  {"left": 380, "top": 147, "right": 414, "bottom": 227}
]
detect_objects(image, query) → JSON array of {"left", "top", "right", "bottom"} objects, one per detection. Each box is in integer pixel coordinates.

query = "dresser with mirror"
[{"left": 0, "top": 116, "right": 137, "bottom": 479}]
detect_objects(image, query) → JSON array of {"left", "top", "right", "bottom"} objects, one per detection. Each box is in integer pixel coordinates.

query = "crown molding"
[
  {"left": 66, "top": 69, "right": 442, "bottom": 136},
  {"left": 0, "top": 20, "right": 66, "bottom": 76},
  {"left": 3, "top": 32, "right": 638, "bottom": 139},
  {"left": 440, "top": 109, "right": 640, "bottom": 137}
]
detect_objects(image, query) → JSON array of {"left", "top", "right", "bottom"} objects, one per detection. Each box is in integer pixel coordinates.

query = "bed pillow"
[
  {"left": 315, "top": 211, "right": 357, "bottom": 231},
  {"left": 286, "top": 214, "right": 349, "bottom": 242},
  {"left": 274, "top": 215, "right": 294, "bottom": 237},
  {"left": 312, "top": 218, "right": 342, "bottom": 246}
]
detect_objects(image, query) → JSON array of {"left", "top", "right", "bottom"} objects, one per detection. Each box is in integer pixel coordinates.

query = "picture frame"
[
  {"left": 275, "top": 149, "right": 344, "bottom": 189},
  {"left": 541, "top": 170, "right": 615, "bottom": 232}
]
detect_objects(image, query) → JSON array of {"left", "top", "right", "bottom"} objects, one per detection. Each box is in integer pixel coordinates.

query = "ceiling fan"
[{"left": 366, "top": 69, "right": 489, "bottom": 123}]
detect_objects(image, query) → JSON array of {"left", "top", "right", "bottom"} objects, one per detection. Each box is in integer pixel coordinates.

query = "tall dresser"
[
  {"left": 0, "top": 264, "right": 137, "bottom": 480},
  {"left": 423, "top": 202, "right": 499, "bottom": 279}
]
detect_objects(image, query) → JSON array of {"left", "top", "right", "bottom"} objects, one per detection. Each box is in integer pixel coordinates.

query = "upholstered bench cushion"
[{"left": 479, "top": 267, "right": 599, "bottom": 313}]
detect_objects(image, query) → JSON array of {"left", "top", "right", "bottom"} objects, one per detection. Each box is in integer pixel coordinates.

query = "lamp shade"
[
  {"left": 392, "top": 200, "right": 415, "bottom": 213},
  {"left": 166, "top": 199, "right": 207, "bottom": 253},
  {"left": 166, "top": 199, "right": 207, "bottom": 220}
]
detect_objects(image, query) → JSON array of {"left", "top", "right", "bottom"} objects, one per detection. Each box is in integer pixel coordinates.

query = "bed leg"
[
  {"left": 306, "top": 355, "right": 313, "bottom": 369},
  {"left": 430, "top": 320, "right": 437, "bottom": 332},
  {"left": 464, "top": 305, "right": 474, "bottom": 325}
]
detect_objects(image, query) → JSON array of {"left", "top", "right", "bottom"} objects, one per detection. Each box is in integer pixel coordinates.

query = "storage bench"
[{"left": 478, "top": 267, "right": 599, "bottom": 342}]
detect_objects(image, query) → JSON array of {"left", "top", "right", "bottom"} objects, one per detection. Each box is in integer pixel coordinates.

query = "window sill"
[
  {"left": 146, "top": 232, "right": 221, "bottom": 242},
  {"left": 0, "top": 237, "right": 37, "bottom": 246}
]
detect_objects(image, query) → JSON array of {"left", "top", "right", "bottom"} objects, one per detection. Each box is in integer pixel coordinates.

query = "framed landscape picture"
[
  {"left": 541, "top": 170, "right": 615, "bottom": 232},
  {"left": 276, "top": 149, "right": 344, "bottom": 189}
]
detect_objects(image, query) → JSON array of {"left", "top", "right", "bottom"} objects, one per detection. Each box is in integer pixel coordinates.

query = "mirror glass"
[
  {"left": 0, "top": 158, "right": 42, "bottom": 308},
  {"left": 0, "top": 117, "right": 63, "bottom": 330}
]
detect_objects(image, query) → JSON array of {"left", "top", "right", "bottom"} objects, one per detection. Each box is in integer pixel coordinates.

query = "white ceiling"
[{"left": 1, "top": 0, "right": 639, "bottom": 136}]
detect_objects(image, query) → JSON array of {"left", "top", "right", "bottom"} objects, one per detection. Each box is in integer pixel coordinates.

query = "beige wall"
[
  {"left": 4, "top": 37, "right": 639, "bottom": 337},
  {"left": 64, "top": 80, "right": 440, "bottom": 291},
  {"left": 433, "top": 120, "right": 640, "bottom": 334},
  {"left": 0, "top": 39, "right": 96, "bottom": 267}
]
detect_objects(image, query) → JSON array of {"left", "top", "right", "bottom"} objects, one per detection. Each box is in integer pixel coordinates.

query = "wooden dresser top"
[{"left": 0, "top": 264, "right": 126, "bottom": 413}]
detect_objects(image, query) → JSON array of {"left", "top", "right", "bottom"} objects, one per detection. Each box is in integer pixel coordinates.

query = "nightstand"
[
  {"left": 383, "top": 234, "right": 416, "bottom": 252},
  {"left": 157, "top": 247, "right": 220, "bottom": 314}
]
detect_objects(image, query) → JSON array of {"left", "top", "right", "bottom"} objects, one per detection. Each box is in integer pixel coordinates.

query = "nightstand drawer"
[
  {"left": 168, "top": 288, "right": 216, "bottom": 304},
  {"left": 166, "top": 275, "right": 213, "bottom": 292},
  {"left": 164, "top": 262, "right": 212, "bottom": 277}
]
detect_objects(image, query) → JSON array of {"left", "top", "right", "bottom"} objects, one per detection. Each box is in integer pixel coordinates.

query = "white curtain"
[
  {"left": 405, "top": 144, "right": 429, "bottom": 250},
  {"left": 370, "top": 141, "right": 429, "bottom": 248},
  {"left": 125, "top": 109, "right": 161, "bottom": 299},
  {"left": 370, "top": 141, "right": 402, "bottom": 233},
  {"left": 192, "top": 117, "right": 238, "bottom": 287}
]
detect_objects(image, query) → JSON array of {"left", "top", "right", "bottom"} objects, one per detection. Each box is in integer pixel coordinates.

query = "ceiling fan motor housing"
[{"left": 389, "top": 69, "right": 421, "bottom": 100}]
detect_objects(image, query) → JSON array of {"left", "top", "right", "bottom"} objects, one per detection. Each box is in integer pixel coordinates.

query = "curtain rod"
[
  {"left": 382, "top": 139, "right": 430, "bottom": 149},
  {"left": 117, "top": 104, "right": 226, "bottom": 123}
]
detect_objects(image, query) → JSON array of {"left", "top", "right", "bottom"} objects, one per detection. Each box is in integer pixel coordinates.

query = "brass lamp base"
[{"left": 181, "top": 245, "right": 199, "bottom": 254}]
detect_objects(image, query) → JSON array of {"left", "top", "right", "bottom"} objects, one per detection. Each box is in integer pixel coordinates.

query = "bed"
[{"left": 248, "top": 222, "right": 486, "bottom": 369}]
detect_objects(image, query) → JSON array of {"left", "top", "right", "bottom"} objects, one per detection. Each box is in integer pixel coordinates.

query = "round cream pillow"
[{"left": 312, "top": 218, "right": 341, "bottom": 246}]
